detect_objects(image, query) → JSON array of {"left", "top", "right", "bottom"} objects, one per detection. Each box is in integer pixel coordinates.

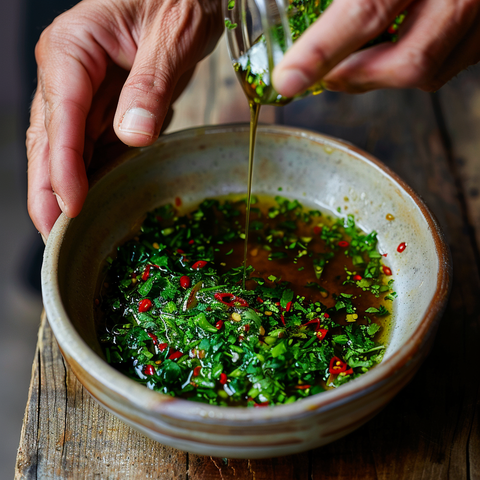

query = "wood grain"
[{"left": 16, "top": 37, "right": 480, "bottom": 479}]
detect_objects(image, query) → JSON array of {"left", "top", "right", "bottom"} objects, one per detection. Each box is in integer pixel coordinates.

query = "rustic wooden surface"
[{"left": 15, "top": 37, "right": 480, "bottom": 479}]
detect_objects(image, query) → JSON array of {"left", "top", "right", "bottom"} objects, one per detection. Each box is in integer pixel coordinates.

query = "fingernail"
[
  {"left": 119, "top": 108, "right": 156, "bottom": 137},
  {"left": 273, "top": 68, "right": 311, "bottom": 97},
  {"left": 55, "top": 193, "right": 66, "bottom": 213}
]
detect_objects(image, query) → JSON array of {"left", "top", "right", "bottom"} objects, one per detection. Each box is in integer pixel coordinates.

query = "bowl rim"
[{"left": 42, "top": 123, "right": 452, "bottom": 423}]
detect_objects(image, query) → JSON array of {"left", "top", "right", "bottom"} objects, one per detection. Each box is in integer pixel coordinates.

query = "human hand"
[
  {"left": 272, "top": 0, "right": 480, "bottom": 96},
  {"left": 26, "top": 0, "right": 222, "bottom": 239}
]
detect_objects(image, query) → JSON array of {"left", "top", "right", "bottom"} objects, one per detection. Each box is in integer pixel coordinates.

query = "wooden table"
[{"left": 15, "top": 39, "right": 480, "bottom": 479}]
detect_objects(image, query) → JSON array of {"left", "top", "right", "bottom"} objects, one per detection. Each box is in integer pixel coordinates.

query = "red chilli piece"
[
  {"left": 316, "top": 329, "right": 328, "bottom": 341},
  {"left": 175, "top": 196, "right": 182, "bottom": 207},
  {"left": 382, "top": 266, "right": 392, "bottom": 276},
  {"left": 397, "top": 242, "right": 407, "bottom": 253},
  {"left": 138, "top": 299, "right": 152, "bottom": 313},
  {"left": 352, "top": 274, "right": 362, "bottom": 281},
  {"left": 142, "top": 265, "right": 151, "bottom": 282},
  {"left": 257, "top": 297, "right": 264, "bottom": 303},
  {"left": 233, "top": 296, "right": 249, "bottom": 308},
  {"left": 323, "top": 313, "right": 330, "bottom": 319},
  {"left": 285, "top": 301, "right": 292, "bottom": 312},
  {"left": 158, "top": 343, "right": 168, "bottom": 352},
  {"left": 219, "top": 373, "right": 228, "bottom": 385},
  {"left": 193, "top": 366, "right": 202, "bottom": 377},
  {"left": 215, "top": 320, "right": 224, "bottom": 330},
  {"left": 180, "top": 275, "right": 191, "bottom": 288},
  {"left": 313, "top": 226, "right": 322, "bottom": 235},
  {"left": 295, "top": 384, "right": 311, "bottom": 390},
  {"left": 280, "top": 313, "right": 286, "bottom": 326},
  {"left": 329, "top": 356, "right": 348, "bottom": 374},
  {"left": 192, "top": 260, "right": 208, "bottom": 270},
  {"left": 177, "top": 248, "right": 185, "bottom": 254},
  {"left": 338, "top": 240, "right": 349, "bottom": 248},
  {"left": 304, "top": 318, "right": 320, "bottom": 327},
  {"left": 244, "top": 324, "right": 250, "bottom": 333},
  {"left": 189, "top": 239, "right": 195, "bottom": 245},
  {"left": 168, "top": 350, "right": 183, "bottom": 360},
  {"left": 147, "top": 332, "right": 158, "bottom": 345},
  {"left": 387, "top": 24, "right": 397, "bottom": 34},
  {"left": 254, "top": 401, "right": 269, "bottom": 408},
  {"left": 144, "top": 365, "right": 155, "bottom": 376},
  {"left": 214, "top": 292, "right": 235, "bottom": 306}
]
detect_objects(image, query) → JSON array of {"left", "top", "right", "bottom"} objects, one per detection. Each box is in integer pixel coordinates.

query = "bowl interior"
[{"left": 46, "top": 124, "right": 445, "bottom": 406}]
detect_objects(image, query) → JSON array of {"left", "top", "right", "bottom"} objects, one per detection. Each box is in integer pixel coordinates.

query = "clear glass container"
[{"left": 223, "top": 0, "right": 327, "bottom": 105}]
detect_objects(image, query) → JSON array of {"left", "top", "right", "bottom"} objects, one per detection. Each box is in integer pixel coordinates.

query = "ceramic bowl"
[{"left": 42, "top": 124, "right": 451, "bottom": 458}]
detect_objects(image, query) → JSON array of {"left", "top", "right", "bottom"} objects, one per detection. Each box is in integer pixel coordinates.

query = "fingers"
[
  {"left": 272, "top": 0, "right": 410, "bottom": 97},
  {"left": 322, "top": 0, "right": 480, "bottom": 92},
  {"left": 27, "top": 87, "right": 62, "bottom": 239}
]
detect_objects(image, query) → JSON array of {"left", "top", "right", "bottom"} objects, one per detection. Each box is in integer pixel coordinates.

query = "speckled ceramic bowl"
[{"left": 42, "top": 124, "right": 451, "bottom": 458}]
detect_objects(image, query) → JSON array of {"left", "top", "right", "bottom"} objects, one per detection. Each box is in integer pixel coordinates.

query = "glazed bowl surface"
[{"left": 42, "top": 124, "right": 451, "bottom": 458}]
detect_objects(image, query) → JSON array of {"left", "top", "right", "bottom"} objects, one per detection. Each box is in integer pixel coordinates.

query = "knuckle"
[
  {"left": 395, "top": 47, "right": 440, "bottom": 88},
  {"left": 349, "top": 0, "right": 391, "bottom": 35},
  {"left": 124, "top": 69, "right": 175, "bottom": 99}
]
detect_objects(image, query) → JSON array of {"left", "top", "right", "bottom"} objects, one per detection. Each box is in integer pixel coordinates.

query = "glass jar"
[{"left": 223, "top": 0, "right": 405, "bottom": 106}]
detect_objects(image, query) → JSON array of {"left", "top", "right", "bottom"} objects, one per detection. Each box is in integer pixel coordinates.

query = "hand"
[
  {"left": 272, "top": 0, "right": 480, "bottom": 96},
  {"left": 26, "top": 0, "right": 222, "bottom": 239}
]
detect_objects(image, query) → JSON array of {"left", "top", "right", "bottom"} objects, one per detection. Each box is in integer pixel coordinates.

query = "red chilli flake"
[
  {"left": 180, "top": 275, "right": 191, "bottom": 288},
  {"left": 254, "top": 401, "right": 269, "bottom": 408},
  {"left": 189, "top": 239, "right": 195, "bottom": 245},
  {"left": 329, "top": 356, "right": 347, "bottom": 374},
  {"left": 397, "top": 242, "right": 407, "bottom": 253},
  {"left": 352, "top": 274, "right": 362, "bottom": 281},
  {"left": 303, "top": 318, "right": 320, "bottom": 327},
  {"left": 214, "top": 292, "right": 249, "bottom": 308},
  {"left": 177, "top": 248, "right": 185, "bottom": 254},
  {"left": 313, "top": 226, "right": 322, "bottom": 235},
  {"left": 142, "top": 265, "right": 151, "bottom": 281},
  {"left": 144, "top": 365, "right": 155, "bottom": 376},
  {"left": 193, "top": 366, "right": 201, "bottom": 377},
  {"left": 294, "top": 385, "right": 311, "bottom": 390},
  {"left": 214, "top": 292, "right": 235, "bottom": 305},
  {"left": 147, "top": 332, "right": 158, "bottom": 345},
  {"left": 233, "top": 297, "right": 249, "bottom": 307},
  {"left": 382, "top": 266, "right": 392, "bottom": 276},
  {"left": 158, "top": 343, "right": 168, "bottom": 352},
  {"left": 285, "top": 301, "right": 292, "bottom": 312},
  {"left": 316, "top": 329, "right": 328, "bottom": 341},
  {"left": 168, "top": 350, "right": 183, "bottom": 360},
  {"left": 219, "top": 373, "right": 228, "bottom": 385},
  {"left": 280, "top": 313, "right": 286, "bottom": 326},
  {"left": 138, "top": 299, "right": 152, "bottom": 312},
  {"left": 215, "top": 320, "right": 224, "bottom": 330},
  {"left": 192, "top": 260, "right": 208, "bottom": 270},
  {"left": 338, "top": 240, "right": 349, "bottom": 248},
  {"left": 387, "top": 24, "right": 397, "bottom": 34}
]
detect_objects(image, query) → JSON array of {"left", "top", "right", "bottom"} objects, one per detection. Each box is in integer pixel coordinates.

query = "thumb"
[
  {"left": 114, "top": 6, "right": 201, "bottom": 147},
  {"left": 114, "top": 44, "right": 177, "bottom": 146}
]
